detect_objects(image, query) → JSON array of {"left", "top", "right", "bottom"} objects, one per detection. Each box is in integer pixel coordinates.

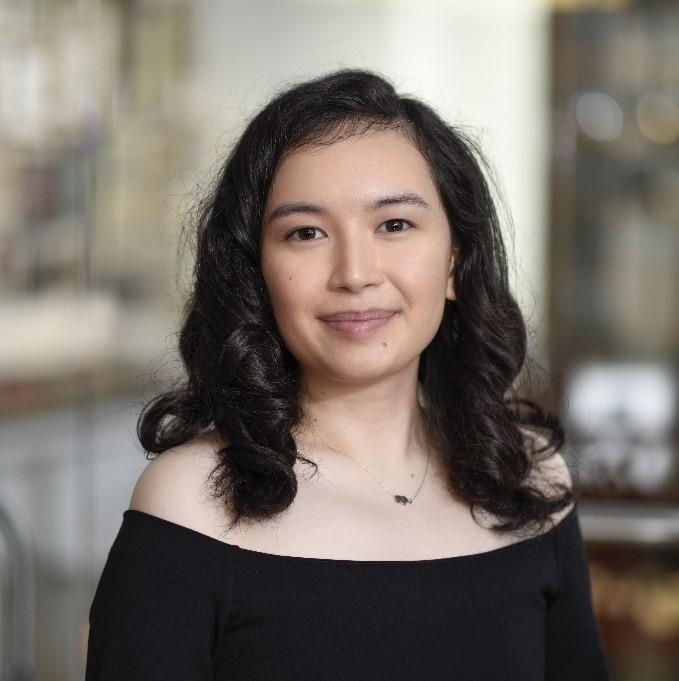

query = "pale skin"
[
  {"left": 259, "top": 127, "right": 456, "bottom": 491},
  {"left": 129, "top": 128, "right": 574, "bottom": 559}
]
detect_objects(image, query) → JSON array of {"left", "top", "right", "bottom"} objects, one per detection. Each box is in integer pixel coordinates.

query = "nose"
[{"left": 326, "top": 229, "right": 384, "bottom": 293}]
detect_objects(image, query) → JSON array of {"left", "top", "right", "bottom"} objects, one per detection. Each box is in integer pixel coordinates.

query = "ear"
[{"left": 445, "top": 251, "right": 456, "bottom": 301}]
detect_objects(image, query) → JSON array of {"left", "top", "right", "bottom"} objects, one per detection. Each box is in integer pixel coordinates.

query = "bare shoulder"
[
  {"left": 519, "top": 426, "right": 576, "bottom": 529},
  {"left": 128, "top": 430, "right": 231, "bottom": 539}
]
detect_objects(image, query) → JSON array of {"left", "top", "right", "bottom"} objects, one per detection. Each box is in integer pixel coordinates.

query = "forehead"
[{"left": 266, "top": 129, "right": 436, "bottom": 203}]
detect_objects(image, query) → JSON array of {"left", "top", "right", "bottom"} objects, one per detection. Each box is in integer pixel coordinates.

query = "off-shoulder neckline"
[{"left": 122, "top": 503, "right": 577, "bottom": 567}]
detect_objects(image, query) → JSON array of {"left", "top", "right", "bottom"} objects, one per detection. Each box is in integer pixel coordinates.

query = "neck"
[{"left": 291, "top": 376, "right": 430, "bottom": 478}]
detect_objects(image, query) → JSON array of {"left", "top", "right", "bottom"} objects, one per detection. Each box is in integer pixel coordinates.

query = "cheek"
[
  {"left": 267, "top": 275, "right": 297, "bottom": 324},
  {"left": 398, "top": 249, "right": 450, "bottom": 333},
  {"left": 261, "top": 250, "right": 296, "bottom": 308},
  {"left": 400, "top": 247, "right": 450, "bottom": 295},
  {"left": 263, "top": 269, "right": 314, "bottom": 346}
]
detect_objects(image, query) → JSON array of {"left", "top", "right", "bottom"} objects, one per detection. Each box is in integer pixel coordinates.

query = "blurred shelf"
[{"left": 0, "top": 293, "right": 181, "bottom": 417}]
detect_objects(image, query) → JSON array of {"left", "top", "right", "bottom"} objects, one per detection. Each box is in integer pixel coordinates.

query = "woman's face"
[{"left": 260, "top": 128, "right": 456, "bottom": 388}]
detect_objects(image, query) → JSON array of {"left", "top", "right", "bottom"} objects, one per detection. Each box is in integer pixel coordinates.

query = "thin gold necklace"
[{"left": 302, "top": 434, "right": 432, "bottom": 507}]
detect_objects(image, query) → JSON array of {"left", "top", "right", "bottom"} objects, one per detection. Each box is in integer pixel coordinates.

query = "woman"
[{"left": 85, "top": 68, "right": 610, "bottom": 680}]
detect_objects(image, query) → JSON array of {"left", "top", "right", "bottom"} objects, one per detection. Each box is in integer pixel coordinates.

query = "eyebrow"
[{"left": 266, "top": 192, "right": 432, "bottom": 223}]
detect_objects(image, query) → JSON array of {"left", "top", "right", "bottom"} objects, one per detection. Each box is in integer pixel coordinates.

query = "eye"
[
  {"left": 285, "top": 226, "right": 324, "bottom": 241},
  {"left": 284, "top": 219, "right": 414, "bottom": 242},
  {"left": 378, "top": 218, "right": 414, "bottom": 234}
]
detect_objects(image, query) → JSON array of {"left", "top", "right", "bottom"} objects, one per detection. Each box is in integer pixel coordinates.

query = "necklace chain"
[{"left": 300, "top": 433, "right": 432, "bottom": 507}]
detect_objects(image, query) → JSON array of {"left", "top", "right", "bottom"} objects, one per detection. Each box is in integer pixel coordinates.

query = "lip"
[
  {"left": 320, "top": 310, "right": 398, "bottom": 337},
  {"left": 318, "top": 308, "right": 398, "bottom": 322}
]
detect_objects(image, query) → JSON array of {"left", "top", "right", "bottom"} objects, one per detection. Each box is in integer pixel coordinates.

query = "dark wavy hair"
[{"left": 137, "top": 67, "right": 575, "bottom": 537}]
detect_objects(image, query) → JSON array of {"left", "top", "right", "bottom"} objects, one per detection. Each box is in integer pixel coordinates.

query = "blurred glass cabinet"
[{"left": 549, "top": 5, "right": 679, "bottom": 679}]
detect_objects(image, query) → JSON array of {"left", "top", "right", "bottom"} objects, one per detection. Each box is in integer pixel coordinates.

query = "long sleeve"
[
  {"left": 545, "top": 505, "right": 611, "bottom": 680},
  {"left": 85, "top": 510, "right": 231, "bottom": 681}
]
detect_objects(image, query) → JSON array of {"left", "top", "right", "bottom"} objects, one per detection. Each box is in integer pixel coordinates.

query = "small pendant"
[{"left": 394, "top": 495, "right": 412, "bottom": 505}]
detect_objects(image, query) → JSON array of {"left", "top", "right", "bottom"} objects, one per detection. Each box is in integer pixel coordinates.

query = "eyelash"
[{"left": 285, "top": 219, "right": 415, "bottom": 242}]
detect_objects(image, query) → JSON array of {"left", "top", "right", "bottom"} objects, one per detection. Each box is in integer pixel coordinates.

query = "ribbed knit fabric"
[{"left": 85, "top": 502, "right": 610, "bottom": 680}]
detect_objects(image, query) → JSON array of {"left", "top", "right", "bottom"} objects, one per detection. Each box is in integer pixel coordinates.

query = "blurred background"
[{"left": 0, "top": 0, "right": 677, "bottom": 679}]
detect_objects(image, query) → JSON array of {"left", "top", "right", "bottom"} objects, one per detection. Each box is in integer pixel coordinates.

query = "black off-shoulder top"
[{"left": 85, "top": 503, "right": 611, "bottom": 680}]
